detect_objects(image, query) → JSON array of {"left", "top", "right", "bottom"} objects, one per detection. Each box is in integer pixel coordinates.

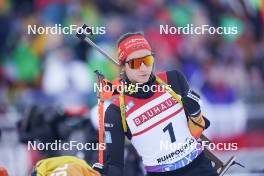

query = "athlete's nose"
[{"left": 139, "top": 62, "right": 148, "bottom": 71}]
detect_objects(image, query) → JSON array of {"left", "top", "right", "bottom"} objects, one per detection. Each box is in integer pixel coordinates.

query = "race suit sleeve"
[
  {"left": 166, "top": 70, "right": 210, "bottom": 132},
  {"left": 166, "top": 69, "right": 189, "bottom": 96},
  {"left": 104, "top": 103, "right": 125, "bottom": 176}
]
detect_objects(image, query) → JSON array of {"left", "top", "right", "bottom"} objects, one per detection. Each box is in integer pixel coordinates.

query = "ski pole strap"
[
  {"left": 155, "top": 76, "right": 183, "bottom": 105},
  {"left": 98, "top": 99, "right": 104, "bottom": 164},
  {"left": 119, "top": 90, "right": 128, "bottom": 132}
]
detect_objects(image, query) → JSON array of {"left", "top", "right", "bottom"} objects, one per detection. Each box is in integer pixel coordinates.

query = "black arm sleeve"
[
  {"left": 166, "top": 70, "right": 210, "bottom": 129},
  {"left": 104, "top": 104, "right": 125, "bottom": 176}
]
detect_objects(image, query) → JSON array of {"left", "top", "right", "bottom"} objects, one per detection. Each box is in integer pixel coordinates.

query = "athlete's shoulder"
[
  {"left": 105, "top": 98, "right": 121, "bottom": 117},
  {"left": 105, "top": 97, "right": 121, "bottom": 120},
  {"left": 156, "top": 69, "right": 186, "bottom": 83},
  {"left": 156, "top": 69, "right": 189, "bottom": 96},
  {"left": 111, "top": 95, "right": 120, "bottom": 108},
  {"left": 166, "top": 69, "right": 185, "bottom": 79}
]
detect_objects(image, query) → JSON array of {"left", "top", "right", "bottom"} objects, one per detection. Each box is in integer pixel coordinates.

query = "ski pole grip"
[{"left": 75, "top": 24, "right": 93, "bottom": 40}]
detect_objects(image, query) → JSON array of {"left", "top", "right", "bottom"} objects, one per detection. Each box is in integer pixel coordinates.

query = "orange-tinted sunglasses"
[{"left": 125, "top": 55, "right": 154, "bottom": 69}]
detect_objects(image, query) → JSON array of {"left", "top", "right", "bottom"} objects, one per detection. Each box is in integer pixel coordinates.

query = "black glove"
[{"left": 181, "top": 90, "right": 201, "bottom": 118}]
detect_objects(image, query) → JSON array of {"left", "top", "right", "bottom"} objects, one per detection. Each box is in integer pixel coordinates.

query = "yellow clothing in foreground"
[{"left": 33, "top": 156, "right": 101, "bottom": 176}]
